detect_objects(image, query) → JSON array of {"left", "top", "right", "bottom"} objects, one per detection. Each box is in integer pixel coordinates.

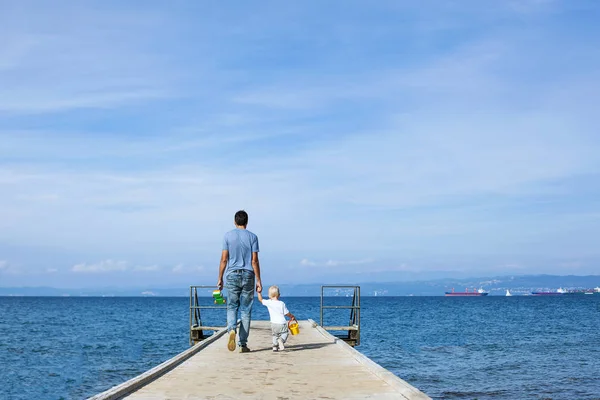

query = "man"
[{"left": 217, "top": 210, "right": 262, "bottom": 353}]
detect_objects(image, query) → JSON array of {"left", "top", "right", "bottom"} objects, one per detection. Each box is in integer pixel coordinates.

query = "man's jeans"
[{"left": 225, "top": 270, "right": 255, "bottom": 346}]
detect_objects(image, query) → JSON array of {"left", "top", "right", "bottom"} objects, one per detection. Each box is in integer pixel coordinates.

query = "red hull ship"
[{"left": 445, "top": 288, "right": 489, "bottom": 297}]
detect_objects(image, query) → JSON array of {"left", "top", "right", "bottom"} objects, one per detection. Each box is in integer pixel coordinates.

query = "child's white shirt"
[{"left": 261, "top": 298, "right": 289, "bottom": 324}]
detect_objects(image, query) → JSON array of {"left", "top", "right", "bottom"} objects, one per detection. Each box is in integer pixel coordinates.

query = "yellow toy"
[{"left": 288, "top": 319, "right": 300, "bottom": 335}]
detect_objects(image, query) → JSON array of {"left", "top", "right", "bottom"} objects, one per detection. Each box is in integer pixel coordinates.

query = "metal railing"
[
  {"left": 320, "top": 285, "right": 361, "bottom": 346},
  {"left": 189, "top": 285, "right": 227, "bottom": 346}
]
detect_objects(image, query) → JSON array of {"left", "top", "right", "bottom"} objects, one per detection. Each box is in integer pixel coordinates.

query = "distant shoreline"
[{"left": 2, "top": 274, "right": 599, "bottom": 297}]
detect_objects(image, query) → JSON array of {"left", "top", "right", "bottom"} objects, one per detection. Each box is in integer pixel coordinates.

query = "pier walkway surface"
[{"left": 91, "top": 320, "right": 430, "bottom": 400}]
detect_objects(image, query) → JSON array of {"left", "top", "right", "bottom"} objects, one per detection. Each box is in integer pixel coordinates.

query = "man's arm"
[
  {"left": 217, "top": 250, "right": 228, "bottom": 290},
  {"left": 251, "top": 252, "right": 262, "bottom": 293}
]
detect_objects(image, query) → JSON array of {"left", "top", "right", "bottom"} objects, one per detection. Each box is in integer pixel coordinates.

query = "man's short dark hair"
[{"left": 234, "top": 210, "right": 248, "bottom": 226}]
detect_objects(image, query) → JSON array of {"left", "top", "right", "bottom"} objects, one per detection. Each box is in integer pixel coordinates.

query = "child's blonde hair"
[{"left": 268, "top": 285, "right": 280, "bottom": 299}]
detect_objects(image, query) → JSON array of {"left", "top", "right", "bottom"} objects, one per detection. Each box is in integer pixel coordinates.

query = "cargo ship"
[
  {"left": 531, "top": 287, "right": 568, "bottom": 296},
  {"left": 445, "top": 288, "right": 489, "bottom": 296}
]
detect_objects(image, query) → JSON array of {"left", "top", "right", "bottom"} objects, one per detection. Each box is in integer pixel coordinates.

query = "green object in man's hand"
[{"left": 213, "top": 290, "right": 226, "bottom": 304}]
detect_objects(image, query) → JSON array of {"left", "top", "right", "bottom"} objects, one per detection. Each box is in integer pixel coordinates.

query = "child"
[{"left": 257, "top": 285, "right": 296, "bottom": 352}]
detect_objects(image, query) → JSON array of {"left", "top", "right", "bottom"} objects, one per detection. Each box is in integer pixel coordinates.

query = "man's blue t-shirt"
[{"left": 222, "top": 228, "right": 259, "bottom": 275}]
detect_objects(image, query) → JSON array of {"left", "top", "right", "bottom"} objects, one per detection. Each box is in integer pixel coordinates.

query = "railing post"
[
  {"left": 189, "top": 286, "right": 192, "bottom": 346},
  {"left": 320, "top": 286, "right": 324, "bottom": 327},
  {"left": 357, "top": 286, "right": 361, "bottom": 346}
]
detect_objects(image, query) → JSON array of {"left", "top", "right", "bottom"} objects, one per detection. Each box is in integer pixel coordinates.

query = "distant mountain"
[
  {"left": 1, "top": 274, "right": 599, "bottom": 296},
  {"left": 0, "top": 286, "right": 190, "bottom": 297}
]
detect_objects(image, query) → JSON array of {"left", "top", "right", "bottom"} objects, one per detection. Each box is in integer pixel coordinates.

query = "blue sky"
[{"left": 1, "top": 0, "right": 599, "bottom": 288}]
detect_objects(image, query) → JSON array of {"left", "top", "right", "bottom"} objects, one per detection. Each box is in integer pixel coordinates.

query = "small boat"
[{"left": 506, "top": 289, "right": 512, "bottom": 297}]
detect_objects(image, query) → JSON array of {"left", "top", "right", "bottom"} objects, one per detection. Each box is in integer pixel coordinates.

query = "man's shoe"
[
  {"left": 272, "top": 346, "right": 278, "bottom": 352},
  {"left": 239, "top": 345, "right": 251, "bottom": 353},
  {"left": 227, "top": 331, "right": 236, "bottom": 352},
  {"left": 277, "top": 338, "right": 285, "bottom": 351}
]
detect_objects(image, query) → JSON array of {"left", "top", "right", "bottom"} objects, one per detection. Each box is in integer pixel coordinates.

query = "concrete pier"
[{"left": 90, "top": 320, "right": 430, "bottom": 400}]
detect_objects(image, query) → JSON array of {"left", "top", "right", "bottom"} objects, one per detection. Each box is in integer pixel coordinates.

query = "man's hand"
[
  {"left": 256, "top": 280, "right": 262, "bottom": 293},
  {"left": 218, "top": 250, "right": 228, "bottom": 291},
  {"left": 251, "top": 252, "right": 261, "bottom": 293}
]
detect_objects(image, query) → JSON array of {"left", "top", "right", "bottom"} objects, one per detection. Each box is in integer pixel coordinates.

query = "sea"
[{"left": 1, "top": 295, "right": 599, "bottom": 400}]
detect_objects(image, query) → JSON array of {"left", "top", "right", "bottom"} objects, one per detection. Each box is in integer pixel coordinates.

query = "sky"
[{"left": 1, "top": 0, "right": 599, "bottom": 288}]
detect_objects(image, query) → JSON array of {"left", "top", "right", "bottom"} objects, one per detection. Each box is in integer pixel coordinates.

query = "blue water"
[{"left": 1, "top": 296, "right": 599, "bottom": 399}]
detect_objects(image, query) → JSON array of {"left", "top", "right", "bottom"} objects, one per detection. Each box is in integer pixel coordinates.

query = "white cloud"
[
  {"left": 171, "top": 264, "right": 184, "bottom": 273},
  {"left": 365, "top": 264, "right": 415, "bottom": 273},
  {"left": 171, "top": 264, "right": 204, "bottom": 274},
  {"left": 325, "top": 259, "right": 374, "bottom": 267},
  {"left": 301, "top": 258, "right": 374, "bottom": 268},
  {"left": 557, "top": 261, "right": 583, "bottom": 269},
  {"left": 133, "top": 265, "right": 161, "bottom": 272},
  {"left": 70, "top": 261, "right": 163, "bottom": 273},
  {"left": 46, "top": 268, "right": 58, "bottom": 273},
  {"left": 0, "top": 260, "right": 20, "bottom": 274},
  {"left": 500, "top": 263, "right": 524, "bottom": 270},
  {"left": 0, "top": 4, "right": 180, "bottom": 114},
  {"left": 71, "top": 260, "right": 128, "bottom": 273}
]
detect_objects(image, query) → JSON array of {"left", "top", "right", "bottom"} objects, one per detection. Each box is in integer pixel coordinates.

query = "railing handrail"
[
  {"left": 320, "top": 285, "right": 361, "bottom": 346},
  {"left": 189, "top": 285, "right": 227, "bottom": 346}
]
